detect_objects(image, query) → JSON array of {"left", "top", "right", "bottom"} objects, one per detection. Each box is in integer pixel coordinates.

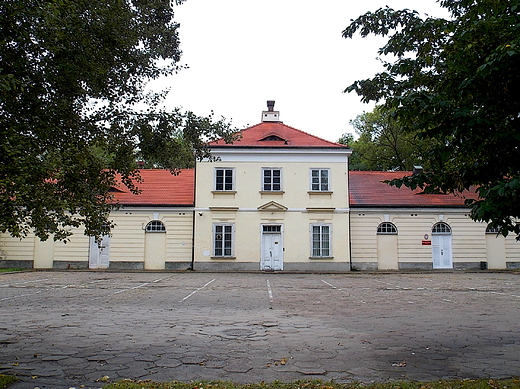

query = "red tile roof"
[
  {"left": 209, "top": 122, "right": 348, "bottom": 148},
  {"left": 112, "top": 169, "right": 194, "bottom": 206},
  {"left": 109, "top": 169, "right": 480, "bottom": 208},
  {"left": 349, "top": 171, "right": 479, "bottom": 207}
]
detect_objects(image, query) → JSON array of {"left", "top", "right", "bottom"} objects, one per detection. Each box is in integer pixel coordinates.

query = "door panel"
[
  {"left": 33, "top": 238, "right": 55, "bottom": 269},
  {"left": 261, "top": 230, "right": 283, "bottom": 271},
  {"left": 89, "top": 235, "right": 110, "bottom": 269},
  {"left": 145, "top": 232, "right": 166, "bottom": 270},
  {"left": 377, "top": 235, "right": 398, "bottom": 270},
  {"left": 486, "top": 234, "right": 506, "bottom": 269},
  {"left": 432, "top": 234, "right": 452, "bottom": 269}
]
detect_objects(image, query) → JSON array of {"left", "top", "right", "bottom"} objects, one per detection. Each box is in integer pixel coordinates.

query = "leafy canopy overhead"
[
  {"left": 0, "top": 0, "right": 238, "bottom": 242},
  {"left": 343, "top": 107, "right": 434, "bottom": 172},
  {"left": 343, "top": 0, "right": 520, "bottom": 238}
]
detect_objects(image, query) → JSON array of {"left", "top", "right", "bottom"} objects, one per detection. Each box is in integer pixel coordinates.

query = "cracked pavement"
[{"left": 0, "top": 271, "right": 519, "bottom": 388}]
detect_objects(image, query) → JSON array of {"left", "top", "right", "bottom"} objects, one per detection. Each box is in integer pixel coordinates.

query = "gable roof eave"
[{"left": 209, "top": 122, "right": 349, "bottom": 149}]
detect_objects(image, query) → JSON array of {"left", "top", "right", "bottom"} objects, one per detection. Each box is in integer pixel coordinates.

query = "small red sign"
[{"left": 422, "top": 240, "right": 432, "bottom": 245}]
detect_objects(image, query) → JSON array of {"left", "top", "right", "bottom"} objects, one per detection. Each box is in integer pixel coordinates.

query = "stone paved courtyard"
[{"left": 0, "top": 271, "right": 519, "bottom": 388}]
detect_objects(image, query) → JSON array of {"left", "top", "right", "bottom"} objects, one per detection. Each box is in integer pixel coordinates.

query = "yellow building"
[
  {"left": 1, "top": 102, "right": 519, "bottom": 271},
  {"left": 349, "top": 171, "right": 520, "bottom": 270},
  {"left": 0, "top": 170, "right": 195, "bottom": 271},
  {"left": 193, "top": 102, "right": 352, "bottom": 271}
]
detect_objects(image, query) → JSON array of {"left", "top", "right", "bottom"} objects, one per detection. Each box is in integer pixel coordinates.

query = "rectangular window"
[
  {"left": 310, "top": 169, "right": 330, "bottom": 191},
  {"left": 263, "top": 225, "right": 281, "bottom": 233},
  {"left": 262, "top": 168, "right": 282, "bottom": 191},
  {"left": 215, "top": 168, "right": 234, "bottom": 191},
  {"left": 311, "top": 224, "right": 331, "bottom": 257},
  {"left": 213, "top": 223, "right": 234, "bottom": 257}
]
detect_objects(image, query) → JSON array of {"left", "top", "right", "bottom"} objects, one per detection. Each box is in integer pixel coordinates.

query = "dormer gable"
[
  {"left": 259, "top": 134, "right": 286, "bottom": 142},
  {"left": 108, "top": 186, "right": 126, "bottom": 193}
]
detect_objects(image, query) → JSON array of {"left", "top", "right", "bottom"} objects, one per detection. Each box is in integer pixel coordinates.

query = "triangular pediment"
[{"left": 257, "top": 201, "right": 287, "bottom": 212}]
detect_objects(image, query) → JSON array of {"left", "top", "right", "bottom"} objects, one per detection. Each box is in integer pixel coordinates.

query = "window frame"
[
  {"left": 309, "top": 168, "right": 331, "bottom": 192},
  {"left": 485, "top": 225, "right": 502, "bottom": 234},
  {"left": 262, "top": 225, "right": 282, "bottom": 233},
  {"left": 432, "top": 222, "right": 452, "bottom": 235},
  {"left": 310, "top": 223, "right": 332, "bottom": 258},
  {"left": 214, "top": 168, "right": 235, "bottom": 191},
  {"left": 377, "top": 222, "right": 398, "bottom": 235},
  {"left": 212, "top": 223, "right": 235, "bottom": 258},
  {"left": 145, "top": 220, "right": 166, "bottom": 233},
  {"left": 261, "top": 168, "right": 283, "bottom": 192}
]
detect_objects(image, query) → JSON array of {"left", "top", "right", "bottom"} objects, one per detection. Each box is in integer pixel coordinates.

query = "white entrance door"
[
  {"left": 432, "top": 234, "right": 452, "bottom": 269},
  {"left": 89, "top": 235, "right": 110, "bottom": 269},
  {"left": 261, "top": 225, "right": 283, "bottom": 271}
]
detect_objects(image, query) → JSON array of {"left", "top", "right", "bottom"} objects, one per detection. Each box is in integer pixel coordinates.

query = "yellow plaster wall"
[
  {"left": 194, "top": 158, "right": 350, "bottom": 267},
  {"left": 350, "top": 209, "right": 520, "bottom": 268},
  {"left": 196, "top": 161, "right": 349, "bottom": 210},
  {"left": 0, "top": 209, "right": 194, "bottom": 268}
]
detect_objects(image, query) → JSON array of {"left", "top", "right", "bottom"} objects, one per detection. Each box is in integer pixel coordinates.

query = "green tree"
[
  {"left": 0, "top": 0, "right": 237, "bottom": 242},
  {"left": 337, "top": 132, "right": 354, "bottom": 146},
  {"left": 345, "top": 107, "right": 431, "bottom": 171},
  {"left": 343, "top": 0, "right": 520, "bottom": 237}
]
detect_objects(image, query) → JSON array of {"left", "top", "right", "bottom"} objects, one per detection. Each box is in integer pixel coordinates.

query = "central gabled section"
[{"left": 194, "top": 101, "right": 352, "bottom": 272}]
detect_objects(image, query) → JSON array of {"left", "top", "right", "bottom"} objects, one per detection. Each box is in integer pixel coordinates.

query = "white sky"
[{"left": 155, "top": 0, "right": 448, "bottom": 142}]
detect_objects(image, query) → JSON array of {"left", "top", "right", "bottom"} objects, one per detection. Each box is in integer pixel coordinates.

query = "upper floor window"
[
  {"left": 215, "top": 168, "right": 234, "bottom": 191},
  {"left": 310, "top": 169, "right": 330, "bottom": 191},
  {"left": 262, "top": 168, "right": 282, "bottom": 191},
  {"left": 377, "top": 222, "right": 398, "bottom": 235},
  {"left": 145, "top": 220, "right": 166, "bottom": 232}
]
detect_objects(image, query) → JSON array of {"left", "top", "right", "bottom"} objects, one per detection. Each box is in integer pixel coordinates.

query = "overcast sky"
[{"left": 154, "top": 0, "right": 449, "bottom": 142}]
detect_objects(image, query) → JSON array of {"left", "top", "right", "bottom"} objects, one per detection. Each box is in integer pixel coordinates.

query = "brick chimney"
[{"left": 261, "top": 100, "right": 280, "bottom": 122}]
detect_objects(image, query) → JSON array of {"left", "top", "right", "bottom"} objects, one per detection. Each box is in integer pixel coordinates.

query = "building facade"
[
  {"left": 0, "top": 170, "right": 195, "bottom": 271},
  {"left": 349, "top": 171, "right": 520, "bottom": 270},
  {"left": 192, "top": 103, "right": 352, "bottom": 271},
  {"left": 1, "top": 103, "right": 519, "bottom": 271}
]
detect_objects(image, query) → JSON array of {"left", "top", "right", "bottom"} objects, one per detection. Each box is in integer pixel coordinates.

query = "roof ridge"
[
  {"left": 210, "top": 122, "right": 348, "bottom": 148},
  {"left": 261, "top": 122, "right": 346, "bottom": 147}
]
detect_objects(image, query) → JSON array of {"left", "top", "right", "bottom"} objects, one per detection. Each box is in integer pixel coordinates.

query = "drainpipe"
[
  {"left": 189, "top": 162, "right": 197, "bottom": 271},
  {"left": 348, "top": 172, "right": 352, "bottom": 271}
]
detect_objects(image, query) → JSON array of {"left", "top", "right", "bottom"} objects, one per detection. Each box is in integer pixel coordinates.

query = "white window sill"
[
  {"left": 211, "top": 256, "right": 236, "bottom": 260},
  {"left": 308, "top": 191, "right": 333, "bottom": 195},
  {"left": 309, "top": 257, "right": 334, "bottom": 260},
  {"left": 260, "top": 191, "right": 285, "bottom": 195}
]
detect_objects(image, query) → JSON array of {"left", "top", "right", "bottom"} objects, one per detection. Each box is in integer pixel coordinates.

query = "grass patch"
[
  {"left": 0, "top": 374, "right": 18, "bottom": 388},
  {"left": 0, "top": 268, "right": 25, "bottom": 273},
  {"left": 103, "top": 379, "right": 520, "bottom": 389}
]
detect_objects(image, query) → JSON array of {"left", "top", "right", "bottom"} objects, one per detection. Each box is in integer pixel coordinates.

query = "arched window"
[
  {"left": 377, "top": 222, "right": 398, "bottom": 235},
  {"left": 486, "top": 225, "right": 501, "bottom": 234},
  {"left": 145, "top": 220, "right": 166, "bottom": 233},
  {"left": 432, "top": 222, "right": 451, "bottom": 235}
]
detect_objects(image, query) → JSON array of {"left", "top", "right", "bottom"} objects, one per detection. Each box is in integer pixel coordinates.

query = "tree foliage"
[
  {"left": 343, "top": 0, "right": 520, "bottom": 238},
  {"left": 0, "top": 0, "right": 238, "bottom": 242},
  {"left": 337, "top": 132, "right": 354, "bottom": 147},
  {"left": 344, "top": 106, "right": 433, "bottom": 171}
]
